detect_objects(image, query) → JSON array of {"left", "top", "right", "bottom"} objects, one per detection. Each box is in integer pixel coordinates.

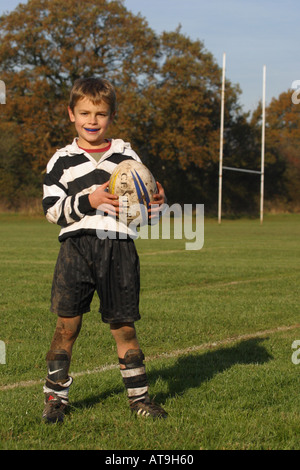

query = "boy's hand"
[
  {"left": 148, "top": 181, "right": 167, "bottom": 220},
  {"left": 88, "top": 181, "right": 120, "bottom": 215}
]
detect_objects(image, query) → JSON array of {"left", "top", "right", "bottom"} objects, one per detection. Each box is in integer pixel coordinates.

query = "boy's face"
[{"left": 68, "top": 97, "right": 114, "bottom": 149}]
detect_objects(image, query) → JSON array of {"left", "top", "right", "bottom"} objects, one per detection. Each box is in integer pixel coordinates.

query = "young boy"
[{"left": 42, "top": 77, "right": 167, "bottom": 423}]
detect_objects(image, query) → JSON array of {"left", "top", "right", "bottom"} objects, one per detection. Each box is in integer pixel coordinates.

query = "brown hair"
[{"left": 69, "top": 77, "right": 117, "bottom": 115}]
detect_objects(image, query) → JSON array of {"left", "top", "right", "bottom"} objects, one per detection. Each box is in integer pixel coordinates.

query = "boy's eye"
[{"left": 79, "top": 112, "right": 107, "bottom": 116}]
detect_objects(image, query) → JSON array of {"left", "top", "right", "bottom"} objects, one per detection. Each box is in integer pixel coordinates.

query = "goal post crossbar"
[{"left": 222, "top": 166, "right": 262, "bottom": 175}]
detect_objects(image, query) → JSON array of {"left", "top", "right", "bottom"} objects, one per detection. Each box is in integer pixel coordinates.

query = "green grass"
[{"left": 0, "top": 213, "right": 300, "bottom": 450}]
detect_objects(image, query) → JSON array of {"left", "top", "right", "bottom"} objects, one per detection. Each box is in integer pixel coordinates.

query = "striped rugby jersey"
[{"left": 42, "top": 138, "right": 142, "bottom": 241}]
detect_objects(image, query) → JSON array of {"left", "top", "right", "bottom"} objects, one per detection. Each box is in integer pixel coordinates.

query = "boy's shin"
[
  {"left": 44, "top": 349, "right": 73, "bottom": 402},
  {"left": 119, "top": 349, "right": 149, "bottom": 403}
]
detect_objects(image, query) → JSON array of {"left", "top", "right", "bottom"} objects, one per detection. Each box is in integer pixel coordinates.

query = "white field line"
[{"left": 1, "top": 323, "right": 300, "bottom": 392}]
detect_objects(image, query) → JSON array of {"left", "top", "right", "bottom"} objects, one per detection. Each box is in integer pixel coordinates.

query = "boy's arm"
[
  {"left": 43, "top": 173, "right": 119, "bottom": 227},
  {"left": 42, "top": 171, "right": 93, "bottom": 226}
]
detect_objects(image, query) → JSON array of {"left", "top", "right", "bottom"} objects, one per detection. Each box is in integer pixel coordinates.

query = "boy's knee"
[
  {"left": 110, "top": 322, "right": 136, "bottom": 342},
  {"left": 51, "top": 316, "right": 82, "bottom": 349},
  {"left": 59, "top": 316, "right": 81, "bottom": 338}
]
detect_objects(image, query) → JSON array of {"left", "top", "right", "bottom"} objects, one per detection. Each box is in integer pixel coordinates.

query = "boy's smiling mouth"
[{"left": 84, "top": 128, "right": 100, "bottom": 132}]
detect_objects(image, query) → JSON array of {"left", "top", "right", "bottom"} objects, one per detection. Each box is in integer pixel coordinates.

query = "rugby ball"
[{"left": 108, "top": 159, "right": 158, "bottom": 226}]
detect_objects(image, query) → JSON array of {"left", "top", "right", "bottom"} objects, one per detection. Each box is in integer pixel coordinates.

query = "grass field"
[{"left": 0, "top": 212, "right": 299, "bottom": 450}]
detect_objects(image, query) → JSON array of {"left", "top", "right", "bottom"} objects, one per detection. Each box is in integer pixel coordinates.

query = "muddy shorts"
[{"left": 50, "top": 235, "right": 140, "bottom": 323}]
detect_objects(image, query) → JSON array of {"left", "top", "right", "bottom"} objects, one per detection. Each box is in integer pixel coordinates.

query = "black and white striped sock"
[{"left": 119, "top": 349, "right": 149, "bottom": 403}]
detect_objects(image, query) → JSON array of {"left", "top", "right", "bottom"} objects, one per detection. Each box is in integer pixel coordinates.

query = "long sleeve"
[
  {"left": 43, "top": 169, "right": 93, "bottom": 227},
  {"left": 42, "top": 158, "right": 94, "bottom": 228}
]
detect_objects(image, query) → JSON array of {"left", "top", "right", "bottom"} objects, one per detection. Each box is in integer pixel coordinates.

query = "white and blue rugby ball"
[{"left": 108, "top": 159, "right": 158, "bottom": 226}]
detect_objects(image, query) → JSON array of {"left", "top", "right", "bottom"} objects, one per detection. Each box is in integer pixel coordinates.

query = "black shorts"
[{"left": 50, "top": 235, "right": 140, "bottom": 323}]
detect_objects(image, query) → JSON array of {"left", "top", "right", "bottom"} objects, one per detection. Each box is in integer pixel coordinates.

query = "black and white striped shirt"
[{"left": 42, "top": 138, "right": 141, "bottom": 241}]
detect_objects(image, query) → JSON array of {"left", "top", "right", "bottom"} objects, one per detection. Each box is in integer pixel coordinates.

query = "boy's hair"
[{"left": 69, "top": 77, "right": 117, "bottom": 115}]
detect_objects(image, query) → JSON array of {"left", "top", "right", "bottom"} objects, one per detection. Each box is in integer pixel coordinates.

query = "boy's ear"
[{"left": 68, "top": 106, "right": 75, "bottom": 122}]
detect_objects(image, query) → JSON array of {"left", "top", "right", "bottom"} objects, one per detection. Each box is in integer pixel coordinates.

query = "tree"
[
  {"left": 0, "top": 122, "right": 40, "bottom": 209},
  {"left": 125, "top": 28, "right": 243, "bottom": 206},
  {"left": 135, "top": 29, "right": 241, "bottom": 167},
  {"left": 250, "top": 90, "right": 300, "bottom": 210},
  {"left": 0, "top": 0, "right": 159, "bottom": 172},
  {"left": 0, "top": 0, "right": 247, "bottom": 211}
]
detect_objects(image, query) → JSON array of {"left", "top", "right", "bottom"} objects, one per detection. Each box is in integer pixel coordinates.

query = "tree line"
[{"left": 0, "top": 0, "right": 299, "bottom": 215}]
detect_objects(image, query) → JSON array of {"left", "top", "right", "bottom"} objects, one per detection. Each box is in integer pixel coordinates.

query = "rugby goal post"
[
  {"left": 218, "top": 53, "right": 266, "bottom": 224},
  {"left": 0, "top": 80, "right": 5, "bottom": 104}
]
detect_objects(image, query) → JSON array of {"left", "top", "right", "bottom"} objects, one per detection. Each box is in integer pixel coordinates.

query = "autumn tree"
[
  {"left": 0, "top": 0, "right": 247, "bottom": 211},
  {"left": 265, "top": 90, "right": 300, "bottom": 208},
  {"left": 0, "top": 0, "right": 159, "bottom": 173},
  {"left": 125, "top": 28, "right": 243, "bottom": 206},
  {"left": 0, "top": 124, "right": 41, "bottom": 209},
  {"left": 248, "top": 90, "right": 300, "bottom": 211}
]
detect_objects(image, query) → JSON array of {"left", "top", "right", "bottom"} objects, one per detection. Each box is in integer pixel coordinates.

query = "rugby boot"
[
  {"left": 42, "top": 349, "right": 72, "bottom": 423},
  {"left": 42, "top": 391, "right": 68, "bottom": 423},
  {"left": 130, "top": 394, "right": 168, "bottom": 419}
]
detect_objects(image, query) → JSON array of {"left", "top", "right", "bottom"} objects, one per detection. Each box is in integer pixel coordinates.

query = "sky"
[{"left": 0, "top": 0, "right": 299, "bottom": 113}]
